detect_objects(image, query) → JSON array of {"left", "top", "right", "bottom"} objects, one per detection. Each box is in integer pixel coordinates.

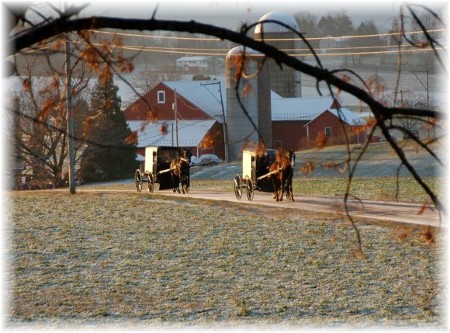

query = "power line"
[
  {"left": 89, "top": 29, "right": 225, "bottom": 41},
  {"left": 90, "top": 28, "right": 445, "bottom": 42},
  {"left": 19, "top": 38, "right": 445, "bottom": 58},
  {"left": 288, "top": 46, "right": 444, "bottom": 57}
]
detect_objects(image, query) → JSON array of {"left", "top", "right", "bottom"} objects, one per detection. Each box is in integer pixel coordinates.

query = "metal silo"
[
  {"left": 254, "top": 11, "right": 302, "bottom": 97},
  {"left": 225, "top": 46, "right": 272, "bottom": 161}
]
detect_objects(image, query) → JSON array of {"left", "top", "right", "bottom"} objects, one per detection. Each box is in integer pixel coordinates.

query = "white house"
[{"left": 175, "top": 56, "right": 210, "bottom": 73}]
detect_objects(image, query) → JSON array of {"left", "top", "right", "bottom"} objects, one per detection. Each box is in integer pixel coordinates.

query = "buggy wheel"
[
  {"left": 147, "top": 172, "right": 154, "bottom": 193},
  {"left": 233, "top": 174, "right": 242, "bottom": 200},
  {"left": 246, "top": 178, "right": 254, "bottom": 201},
  {"left": 181, "top": 175, "right": 189, "bottom": 194},
  {"left": 135, "top": 169, "right": 142, "bottom": 192}
]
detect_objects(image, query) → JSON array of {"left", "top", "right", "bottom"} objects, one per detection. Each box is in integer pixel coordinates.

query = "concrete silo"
[
  {"left": 254, "top": 11, "right": 302, "bottom": 97},
  {"left": 225, "top": 46, "right": 272, "bottom": 161}
]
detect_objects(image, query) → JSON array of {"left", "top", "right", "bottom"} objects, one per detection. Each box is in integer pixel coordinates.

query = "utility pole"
[
  {"left": 201, "top": 81, "right": 228, "bottom": 162},
  {"left": 411, "top": 69, "right": 430, "bottom": 138},
  {"left": 173, "top": 89, "right": 179, "bottom": 147},
  {"left": 411, "top": 70, "right": 429, "bottom": 106},
  {"left": 65, "top": 32, "right": 76, "bottom": 194}
]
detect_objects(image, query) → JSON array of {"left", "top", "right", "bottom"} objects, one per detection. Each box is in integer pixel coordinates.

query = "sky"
[{"left": 80, "top": 0, "right": 447, "bottom": 31}]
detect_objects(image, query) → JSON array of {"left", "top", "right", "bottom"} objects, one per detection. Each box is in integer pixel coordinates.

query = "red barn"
[
  {"left": 271, "top": 95, "right": 365, "bottom": 150},
  {"left": 124, "top": 80, "right": 226, "bottom": 159},
  {"left": 304, "top": 109, "right": 366, "bottom": 146}
]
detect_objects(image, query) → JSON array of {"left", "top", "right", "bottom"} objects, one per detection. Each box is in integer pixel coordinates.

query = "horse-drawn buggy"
[
  {"left": 135, "top": 146, "right": 190, "bottom": 194},
  {"left": 233, "top": 148, "right": 294, "bottom": 202}
]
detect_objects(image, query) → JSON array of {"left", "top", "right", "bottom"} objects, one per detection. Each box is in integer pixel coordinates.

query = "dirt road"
[{"left": 122, "top": 189, "right": 442, "bottom": 228}]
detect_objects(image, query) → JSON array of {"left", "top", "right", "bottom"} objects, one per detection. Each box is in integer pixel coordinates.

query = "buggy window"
[{"left": 158, "top": 149, "right": 180, "bottom": 163}]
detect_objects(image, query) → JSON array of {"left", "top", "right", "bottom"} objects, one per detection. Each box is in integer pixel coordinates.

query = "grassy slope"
[
  {"left": 298, "top": 141, "right": 443, "bottom": 179},
  {"left": 7, "top": 192, "right": 445, "bottom": 327}
]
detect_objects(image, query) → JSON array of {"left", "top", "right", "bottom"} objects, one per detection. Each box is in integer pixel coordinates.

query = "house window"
[
  {"left": 157, "top": 91, "right": 165, "bottom": 104},
  {"left": 324, "top": 127, "right": 332, "bottom": 137}
]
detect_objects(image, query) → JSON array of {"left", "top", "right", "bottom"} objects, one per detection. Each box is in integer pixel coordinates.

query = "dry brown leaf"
[{"left": 124, "top": 131, "right": 138, "bottom": 145}]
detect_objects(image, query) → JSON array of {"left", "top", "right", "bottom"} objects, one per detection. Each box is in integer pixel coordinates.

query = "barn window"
[
  {"left": 157, "top": 91, "right": 165, "bottom": 104},
  {"left": 325, "top": 127, "right": 332, "bottom": 137}
]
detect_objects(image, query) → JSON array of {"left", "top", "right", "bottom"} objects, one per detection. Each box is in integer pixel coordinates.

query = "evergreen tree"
[
  {"left": 317, "top": 11, "right": 354, "bottom": 37},
  {"left": 351, "top": 20, "right": 381, "bottom": 64},
  {"left": 355, "top": 20, "right": 379, "bottom": 45},
  {"left": 294, "top": 11, "right": 319, "bottom": 48},
  {"left": 79, "top": 77, "right": 137, "bottom": 182},
  {"left": 388, "top": 18, "right": 402, "bottom": 46}
]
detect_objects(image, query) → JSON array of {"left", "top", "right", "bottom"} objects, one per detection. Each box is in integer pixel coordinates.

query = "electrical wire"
[
  {"left": 90, "top": 28, "right": 445, "bottom": 42},
  {"left": 17, "top": 36, "right": 446, "bottom": 58}
]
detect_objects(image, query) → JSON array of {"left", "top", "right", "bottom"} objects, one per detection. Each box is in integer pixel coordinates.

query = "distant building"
[
  {"left": 123, "top": 80, "right": 226, "bottom": 158},
  {"left": 304, "top": 108, "right": 366, "bottom": 146},
  {"left": 271, "top": 95, "right": 366, "bottom": 150},
  {"left": 319, "top": 36, "right": 350, "bottom": 53},
  {"left": 175, "top": 56, "right": 210, "bottom": 74}
]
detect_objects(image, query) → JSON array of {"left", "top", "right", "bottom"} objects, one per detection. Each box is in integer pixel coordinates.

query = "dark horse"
[
  {"left": 170, "top": 157, "right": 190, "bottom": 193},
  {"left": 269, "top": 150, "right": 294, "bottom": 202}
]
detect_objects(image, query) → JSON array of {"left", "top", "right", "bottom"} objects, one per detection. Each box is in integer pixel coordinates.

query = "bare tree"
[
  {"left": 8, "top": 48, "right": 91, "bottom": 188},
  {"left": 131, "top": 64, "right": 182, "bottom": 96}
]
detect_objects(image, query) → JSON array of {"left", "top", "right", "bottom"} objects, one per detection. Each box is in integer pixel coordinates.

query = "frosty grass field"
[{"left": 7, "top": 183, "right": 446, "bottom": 329}]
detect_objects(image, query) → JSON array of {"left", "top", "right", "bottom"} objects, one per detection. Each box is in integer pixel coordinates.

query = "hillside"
[{"left": 298, "top": 141, "right": 443, "bottom": 179}]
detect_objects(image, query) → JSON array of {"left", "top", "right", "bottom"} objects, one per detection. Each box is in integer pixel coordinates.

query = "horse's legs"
[
  {"left": 273, "top": 180, "right": 280, "bottom": 201},
  {"left": 271, "top": 177, "right": 277, "bottom": 200},
  {"left": 275, "top": 178, "right": 281, "bottom": 201},
  {"left": 171, "top": 174, "right": 176, "bottom": 192},
  {"left": 172, "top": 175, "right": 180, "bottom": 193},
  {"left": 288, "top": 170, "right": 294, "bottom": 202},
  {"left": 287, "top": 174, "right": 294, "bottom": 201},
  {"left": 279, "top": 176, "right": 284, "bottom": 202}
]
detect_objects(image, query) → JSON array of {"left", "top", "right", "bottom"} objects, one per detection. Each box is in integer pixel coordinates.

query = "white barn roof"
[
  {"left": 176, "top": 56, "right": 209, "bottom": 62},
  {"left": 325, "top": 108, "right": 366, "bottom": 126},
  {"left": 163, "top": 80, "right": 226, "bottom": 123},
  {"left": 128, "top": 119, "right": 216, "bottom": 148},
  {"left": 271, "top": 96, "right": 336, "bottom": 121}
]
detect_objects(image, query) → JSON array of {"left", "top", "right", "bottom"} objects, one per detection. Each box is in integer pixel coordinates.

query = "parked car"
[
  {"left": 199, "top": 154, "right": 223, "bottom": 166},
  {"left": 190, "top": 156, "right": 201, "bottom": 167}
]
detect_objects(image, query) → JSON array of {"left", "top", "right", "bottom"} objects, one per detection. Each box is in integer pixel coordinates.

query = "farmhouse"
[
  {"left": 124, "top": 80, "right": 366, "bottom": 160},
  {"left": 123, "top": 80, "right": 226, "bottom": 159},
  {"left": 175, "top": 56, "right": 210, "bottom": 74}
]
